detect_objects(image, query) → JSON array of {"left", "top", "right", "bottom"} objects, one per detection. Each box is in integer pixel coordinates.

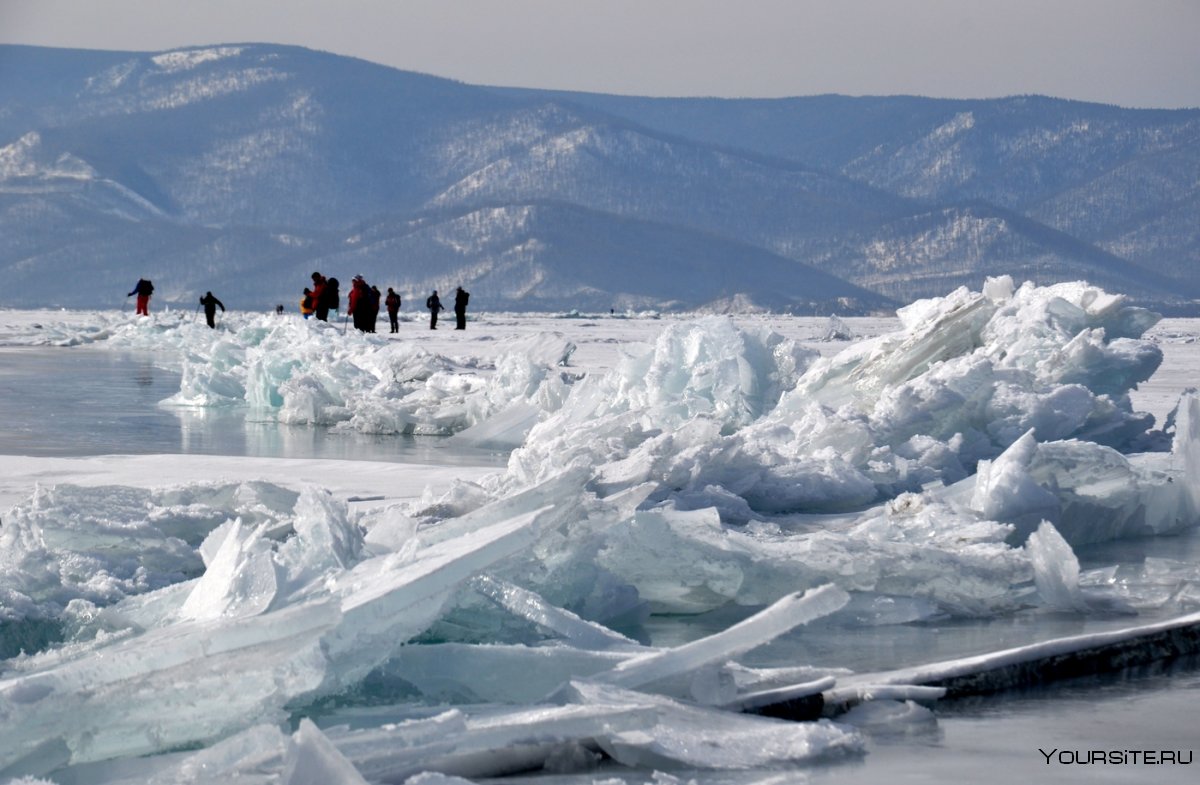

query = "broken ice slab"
[
  {"left": 794, "top": 286, "right": 996, "bottom": 410},
  {"left": 375, "top": 585, "right": 850, "bottom": 707},
  {"left": 1172, "top": 391, "right": 1200, "bottom": 516},
  {"left": 283, "top": 718, "right": 373, "bottom": 785},
  {"left": 42, "top": 723, "right": 291, "bottom": 785},
  {"left": 375, "top": 642, "right": 629, "bottom": 704},
  {"left": 0, "top": 599, "right": 339, "bottom": 778},
  {"left": 823, "top": 609, "right": 1200, "bottom": 714},
  {"left": 413, "top": 467, "right": 590, "bottom": 541},
  {"left": 322, "top": 703, "right": 657, "bottom": 781},
  {"left": 447, "top": 400, "right": 542, "bottom": 450},
  {"left": 471, "top": 574, "right": 642, "bottom": 651},
  {"left": 598, "top": 584, "right": 850, "bottom": 691},
  {"left": 177, "top": 520, "right": 278, "bottom": 622},
  {"left": 0, "top": 503, "right": 550, "bottom": 776},
  {"left": 1024, "top": 521, "right": 1088, "bottom": 612},
  {"left": 597, "top": 503, "right": 1025, "bottom": 616},
  {"left": 561, "top": 680, "right": 863, "bottom": 770},
  {"left": 50, "top": 718, "right": 372, "bottom": 785},
  {"left": 0, "top": 480, "right": 301, "bottom": 632},
  {"left": 969, "top": 418, "right": 1199, "bottom": 548},
  {"left": 321, "top": 684, "right": 861, "bottom": 779},
  {"left": 321, "top": 506, "right": 548, "bottom": 689},
  {"left": 717, "top": 675, "right": 837, "bottom": 721}
]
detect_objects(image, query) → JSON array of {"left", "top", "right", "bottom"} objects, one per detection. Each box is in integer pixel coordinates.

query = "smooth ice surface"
[{"left": 1, "top": 281, "right": 1199, "bottom": 783}]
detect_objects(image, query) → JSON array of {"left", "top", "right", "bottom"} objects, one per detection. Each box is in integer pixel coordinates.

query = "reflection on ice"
[{"left": 1, "top": 278, "right": 1199, "bottom": 782}]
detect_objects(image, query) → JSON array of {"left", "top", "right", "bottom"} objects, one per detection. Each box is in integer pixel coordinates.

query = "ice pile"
[
  {"left": 0, "top": 483, "right": 298, "bottom": 645},
  {"left": 0, "top": 476, "right": 864, "bottom": 779},
  {"left": 2, "top": 278, "right": 1199, "bottom": 782},
  {"left": 498, "top": 279, "right": 1166, "bottom": 512},
  {"left": 432, "top": 278, "right": 1196, "bottom": 615},
  {"left": 100, "top": 314, "right": 576, "bottom": 439}
]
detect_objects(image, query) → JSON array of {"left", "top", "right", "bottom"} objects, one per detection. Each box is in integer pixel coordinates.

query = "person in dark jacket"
[
  {"left": 322, "top": 277, "right": 341, "bottom": 321},
  {"left": 199, "top": 291, "right": 225, "bottom": 328},
  {"left": 128, "top": 278, "right": 154, "bottom": 316},
  {"left": 385, "top": 288, "right": 401, "bottom": 333},
  {"left": 368, "top": 285, "right": 381, "bottom": 333},
  {"left": 426, "top": 290, "right": 444, "bottom": 330},
  {"left": 453, "top": 286, "right": 470, "bottom": 330}
]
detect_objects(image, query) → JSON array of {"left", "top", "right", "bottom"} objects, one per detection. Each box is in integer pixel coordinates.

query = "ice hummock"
[{"left": 1, "top": 278, "right": 1198, "bottom": 782}]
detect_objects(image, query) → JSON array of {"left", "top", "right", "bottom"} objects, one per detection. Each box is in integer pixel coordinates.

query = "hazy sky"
[{"left": 2, "top": 0, "right": 1197, "bottom": 108}]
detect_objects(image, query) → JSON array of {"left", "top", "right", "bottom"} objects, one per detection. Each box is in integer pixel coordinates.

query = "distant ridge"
[{"left": 1, "top": 43, "right": 1196, "bottom": 312}]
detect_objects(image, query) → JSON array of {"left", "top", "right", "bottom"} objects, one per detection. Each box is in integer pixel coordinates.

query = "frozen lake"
[
  {"left": 1, "top": 298, "right": 1198, "bottom": 783},
  {"left": 0, "top": 346, "right": 509, "bottom": 467}
]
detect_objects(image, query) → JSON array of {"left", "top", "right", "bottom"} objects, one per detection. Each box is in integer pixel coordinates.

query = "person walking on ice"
[
  {"left": 199, "top": 291, "right": 225, "bottom": 328},
  {"left": 128, "top": 278, "right": 154, "bottom": 316},
  {"left": 453, "top": 286, "right": 470, "bottom": 330},
  {"left": 385, "top": 287, "right": 401, "bottom": 333},
  {"left": 426, "top": 289, "right": 444, "bottom": 330}
]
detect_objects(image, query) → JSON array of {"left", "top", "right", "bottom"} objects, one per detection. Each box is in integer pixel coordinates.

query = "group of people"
[
  {"left": 301, "top": 272, "right": 341, "bottom": 322},
  {"left": 127, "top": 272, "right": 471, "bottom": 334},
  {"left": 347, "top": 275, "right": 383, "bottom": 333},
  {"left": 127, "top": 279, "right": 224, "bottom": 329},
  {"left": 424, "top": 286, "right": 470, "bottom": 330},
  {"left": 304, "top": 272, "right": 469, "bottom": 333}
]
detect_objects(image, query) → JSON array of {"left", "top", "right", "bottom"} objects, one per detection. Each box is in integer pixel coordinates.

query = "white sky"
[{"left": 1, "top": 0, "right": 1198, "bottom": 108}]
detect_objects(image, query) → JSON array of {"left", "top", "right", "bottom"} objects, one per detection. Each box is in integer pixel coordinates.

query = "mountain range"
[{"left": 1, "top": 43, "right": 1197, "bottom": 313}]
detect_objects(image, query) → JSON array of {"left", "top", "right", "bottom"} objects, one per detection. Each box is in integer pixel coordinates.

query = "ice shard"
[
  {"left": 598, "top": 585, "right": 849, "bottom": 691},
  {"left": 470, "top": 575, "right": 641, "bottom": 651},
  {"left": 0, "top": 599, "right": 338, "bottom": 776},
  {"left": 1024, "top": 521, "right": 1087, "bottom": 612},
  {"left": 177, "top": 519, "right": 278, "bottom": 621},
  {"left": 561, "top": 680, "right": 863, "bottom": 770}
]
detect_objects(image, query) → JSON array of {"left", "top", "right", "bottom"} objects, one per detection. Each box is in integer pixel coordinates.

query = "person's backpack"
[
  {"left": 144, "top": 280, "right": 154, "bottom": 295},
  {"left": 426, "top": 296, "right": 434, "bottom": 309}
]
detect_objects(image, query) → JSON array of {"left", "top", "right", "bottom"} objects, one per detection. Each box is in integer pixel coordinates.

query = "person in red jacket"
[
  {"left": 127, "top": 278, "right": 154, "bottom": 316},
  {"left": 310, "top": 272, "right": 328, "bottom": 321},
  {"left": 348, "top": 275, "right": 370, "bottom": 332}
]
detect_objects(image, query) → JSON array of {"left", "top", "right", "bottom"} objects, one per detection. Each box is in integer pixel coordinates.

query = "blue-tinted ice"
[{"left": 1, "top": 278, "right": 1198, "bottom": 782}]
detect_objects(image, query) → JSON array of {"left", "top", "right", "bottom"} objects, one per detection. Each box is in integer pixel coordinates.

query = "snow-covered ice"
[{"left": 0, "top": 277, "right": 1198, "bottom": 783}]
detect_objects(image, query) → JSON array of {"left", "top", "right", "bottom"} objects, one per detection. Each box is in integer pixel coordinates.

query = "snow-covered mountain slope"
[
  {"left": 500, "top": 89, "right": 1200, "bottom": 302},
  {"left": 2, "top": 43, "right": 1196, "bottom": 310}
]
